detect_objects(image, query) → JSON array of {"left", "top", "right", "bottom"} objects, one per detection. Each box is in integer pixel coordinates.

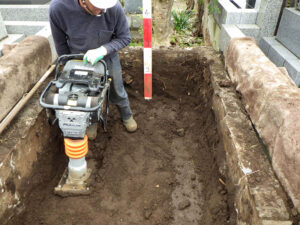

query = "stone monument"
[{"left": 276, "top": 7, "right": 300, "bottom": 58}]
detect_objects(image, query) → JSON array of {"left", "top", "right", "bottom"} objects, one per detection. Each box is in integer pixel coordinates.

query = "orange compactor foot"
[{"left": 54, "top": 135, "right": 91, "bottom": 196}]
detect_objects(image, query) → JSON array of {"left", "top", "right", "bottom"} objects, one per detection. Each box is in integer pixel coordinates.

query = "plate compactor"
[{"left": 40, "top": 54, "right": 111, "bottom": 196}]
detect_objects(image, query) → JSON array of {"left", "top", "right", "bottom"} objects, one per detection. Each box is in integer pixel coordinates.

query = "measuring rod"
[{"left": 143, "top": 0, "right": 152, "bottom": 99}]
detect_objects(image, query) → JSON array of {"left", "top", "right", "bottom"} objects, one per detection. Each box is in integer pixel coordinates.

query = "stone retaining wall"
[
  {"left": 211, "top": 57, "right": 293, "bottom": 224},
  {"left": 0, "top": 35, "right": 52, "bottom": 122},
  {"left": 225, "top": 37, "right": 300, "bottom": 213}
]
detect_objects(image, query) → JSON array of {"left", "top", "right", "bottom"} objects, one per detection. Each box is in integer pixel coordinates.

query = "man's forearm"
[{"left": 103, "top": 35, "right": 131, "bottom": 55}]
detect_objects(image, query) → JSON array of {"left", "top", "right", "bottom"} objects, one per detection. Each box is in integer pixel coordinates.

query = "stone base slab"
[
  {"left": 276, "top": 8, "right": 300, "bottom": 59},
  {"left": 259, "top": 37, "right": 300, "bottom": 86},
  {"left": 225, "top": 37, "right": 300, "bottom": 213},
  {"left": 210, "top": 57, "right": 293, "bottom": 224}
]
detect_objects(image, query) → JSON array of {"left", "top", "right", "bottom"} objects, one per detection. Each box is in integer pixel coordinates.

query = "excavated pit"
[{"left": 5, "top": 47, "right": 236, "bottom": 225}]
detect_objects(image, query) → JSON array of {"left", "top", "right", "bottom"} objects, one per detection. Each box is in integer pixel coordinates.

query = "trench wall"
[
  {"left": 225, "top": 37, "right": 300, "bottom": 214},
  {"left": 0, "top": 35, "right": 57, "bottom": 224}
]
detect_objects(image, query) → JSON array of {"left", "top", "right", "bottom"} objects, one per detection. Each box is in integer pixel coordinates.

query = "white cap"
[{"left": 89, "top": 0, "right": 118, "bottom": 9}]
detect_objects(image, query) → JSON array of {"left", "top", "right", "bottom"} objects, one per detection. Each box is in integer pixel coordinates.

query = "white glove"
[{"left": 83, "top": 46, "right": 107, "bottom": 65}]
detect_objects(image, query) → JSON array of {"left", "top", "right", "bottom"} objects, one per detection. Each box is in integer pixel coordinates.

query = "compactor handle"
[
  {"left": 55, "top": 54, "right": 85, "bottom": 80},
  {"left": 54, "top": 54, "right": 108, "bottom": 80},
  {"left": 57, "top": 54, "right": 84, "bottom": 65}
]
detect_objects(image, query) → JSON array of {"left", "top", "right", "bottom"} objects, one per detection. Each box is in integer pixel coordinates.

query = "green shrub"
[{"left": 172, "top": 10, "right": 194, "bottom": 33}]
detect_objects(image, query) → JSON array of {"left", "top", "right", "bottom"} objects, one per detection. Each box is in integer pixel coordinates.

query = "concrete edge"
[
  {"left": 214, "top": 0, "right": 258, "bottom": 26},
  {"left": 4, "top": 21, "right": 49, "bottom": 37},
  {"left": 219, "top": 24, "right": 245, "bottom": 53},
  {"left": 0, "top": 5, "right": 49, "bottom": 21}
]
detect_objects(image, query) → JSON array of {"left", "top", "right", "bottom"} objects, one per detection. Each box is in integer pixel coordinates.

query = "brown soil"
[{"left": 7, "top": 52, "right": 234, "bottom": 225}]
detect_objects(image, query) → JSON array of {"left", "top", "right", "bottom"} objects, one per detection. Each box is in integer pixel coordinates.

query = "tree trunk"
[
  {"left": 199, "top": 0, "right": 211, "bottom": 45},
  {"left": 195, "top": 0, "right": 204, "bottom": 37},
  {"left": 152, "top": 0, "right": 174, "bottom": 46},
  {"left": 186, "top": 0, "right": 195, "bottom": 10}
]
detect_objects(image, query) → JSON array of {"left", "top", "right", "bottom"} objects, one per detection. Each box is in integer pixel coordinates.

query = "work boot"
[
  {"left": 123, "top": 116, "right": 137, "bottom": 132},
  {"left": 86, "top": 123, "right": 98, "bottom": 140}
]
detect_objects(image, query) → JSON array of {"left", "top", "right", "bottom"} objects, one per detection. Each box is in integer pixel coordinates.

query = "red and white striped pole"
[{"left": 143, "top": 0, "right": 152, "bottom": 100}]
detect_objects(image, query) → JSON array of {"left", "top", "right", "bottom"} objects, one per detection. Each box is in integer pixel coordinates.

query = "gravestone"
[
  {"left": 124, "top": 0, "right": 142, "bottom": 13},
  {"left": 256, "top": 0, "right": 283, "bottom": 39},
  {"left": 276, "top": 8, "right": 300, "bottom": 58}
]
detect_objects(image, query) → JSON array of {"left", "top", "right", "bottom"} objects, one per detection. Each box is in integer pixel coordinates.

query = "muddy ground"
[{"left": 7, "top": 53, "right": 235, "bottom": 225}]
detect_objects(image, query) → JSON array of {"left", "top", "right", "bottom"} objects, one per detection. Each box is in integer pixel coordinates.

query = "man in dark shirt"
[{"left": 49, "top": 0, "right": 137, "bottom": 136}]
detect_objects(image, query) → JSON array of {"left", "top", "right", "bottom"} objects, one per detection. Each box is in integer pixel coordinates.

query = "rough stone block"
[
  {"left": 0, "top": 34, "right": 24, "bottom": 56},
  {"left": 0, "top": 35, "right": 52, "bottom": 122},
  {"left": 276, "top": 8, "right": 300, "bottom": 59},
  {"left": 278, "top": 67, "right": 289, "bottom": 77},
  {"left": 225, "top": 37, "right": 300, "bottom": 212}
]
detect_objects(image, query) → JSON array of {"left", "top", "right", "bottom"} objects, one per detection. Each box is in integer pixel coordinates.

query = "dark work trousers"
[{"left": 105, "top": 53, "right": 132, "bottom": 121}]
